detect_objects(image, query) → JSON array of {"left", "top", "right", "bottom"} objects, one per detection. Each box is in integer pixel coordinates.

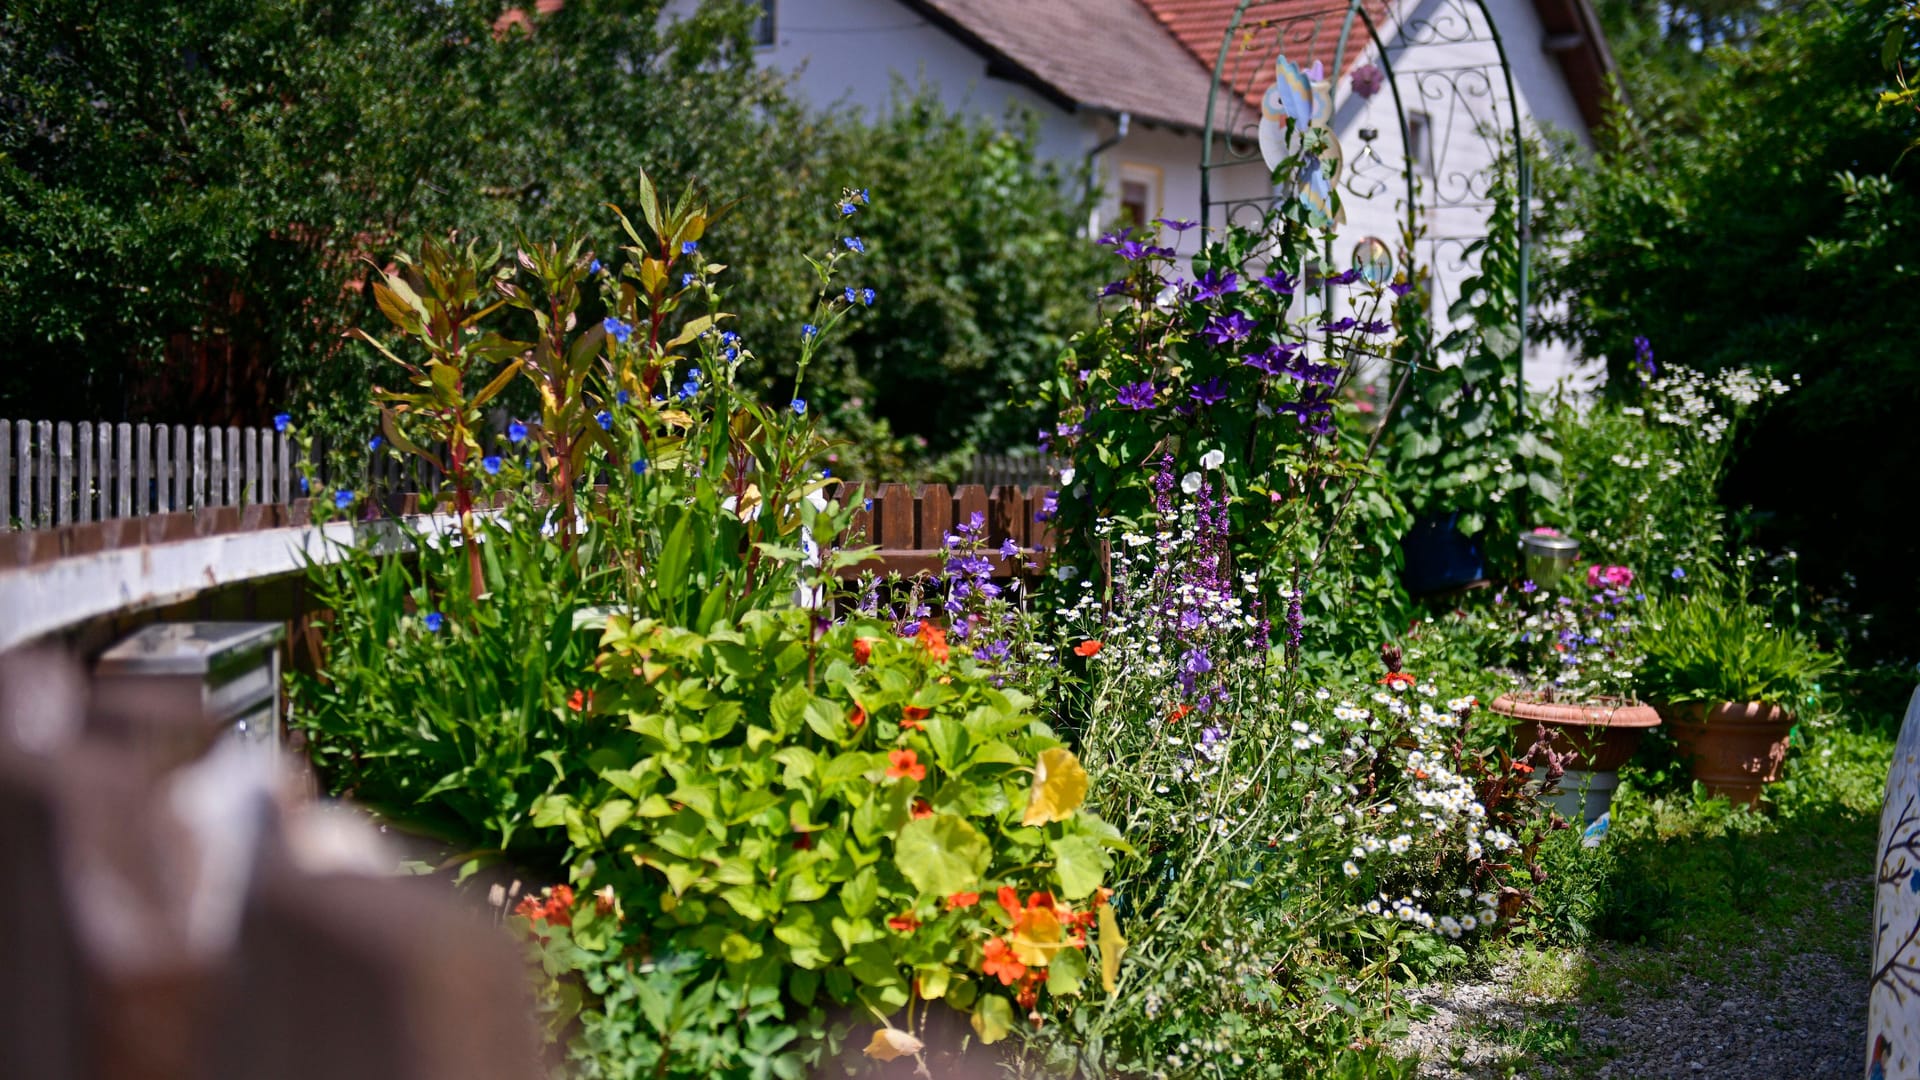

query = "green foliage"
[
  {"left": 1534, "top": 0, "right": 1920, "bottom": 657},
  {"left": 1388, "top": 166, "right": 1555, "bottom": 549},
  {"left": 524, "top": 611, "right": 1118, "bottom": 1076},
  {"left": 1634, "top": 574, "right": 1839, "bottom": 708},
  {"left": 1541, "top": 364, "right": 1787, "bottom": 576}
]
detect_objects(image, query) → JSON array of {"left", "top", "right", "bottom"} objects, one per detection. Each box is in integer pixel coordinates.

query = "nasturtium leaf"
[
  {"left": 863, "top": 1028, "right": 924, "bottom": 1062},
  {"left": 1021, "top": 747, "right": 1090, "bottom": 826},
  {"left": 1048, "top": 834, "right": 1109, "bottom": 900},
  {"left": 916, "top": 964, "right": 950, "bottom": 999},
  {"left": 971, "top": 994, "right": 1014, "bottom": 1044},
  {"left": 842, "top": 866, "right": 880, "bottom": 918},
  {"left": 1099, "top": 904, "right": 1127, "bottom": 993},
  {"left": 893, "top": 813, "right": 991, "bottom": 896},
  {"left": 1047, "top": 941, "right": 1088, "bottom": 996}
]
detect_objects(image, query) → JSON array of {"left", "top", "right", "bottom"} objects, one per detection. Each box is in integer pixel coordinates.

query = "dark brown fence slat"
[
  {"left": 988, "top": 485, "right": 1025, "bottom": 549},
  {"left": 953, "top": 484, "right": 988, "bottom": 538},
  {"left": 918, "top": 483, "right": 952, "bottom": 551},
  {"left": 875, "top": 483, "right": 914, "bottom": 549}
]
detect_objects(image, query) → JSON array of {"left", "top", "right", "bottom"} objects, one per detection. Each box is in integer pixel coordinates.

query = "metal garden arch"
[{"left": 1197, "top": 0, "right": 1531, "bottom": 374}]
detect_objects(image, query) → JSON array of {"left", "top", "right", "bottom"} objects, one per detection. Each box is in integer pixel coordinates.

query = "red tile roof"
[
  {"left": 1141, "top": 0, "right": 1393, "bottom": 112},
  {"left": 910, "top": 0, "right": 1225, "bottom": 131}
]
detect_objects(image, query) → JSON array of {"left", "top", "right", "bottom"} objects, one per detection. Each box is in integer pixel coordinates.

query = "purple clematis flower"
[
  {"left": 1115, "top": 239, "right": 1148, "bottom": 261},
  {"left": 1256, "top": 269, "right": 1297, "bottom": 295},
  {"left": 1155, "top": 217, "right": 1198, "bottom": 232},
  {"left": 1116, "top": 381, "right": 1157, "bottom": 410},
  {"left": 1189, "top": 376, "right": 1229, "bottom": 406},
  {"left": 1190, "top": 268, "right": 1240, "bottom": 302},
  {"left": 1202, "top": 310, "right": 1256, "bottom": 345}
]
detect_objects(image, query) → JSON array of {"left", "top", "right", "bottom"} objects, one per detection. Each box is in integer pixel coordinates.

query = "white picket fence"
[{"left": 3, "top": 419, "right": 299, "bottom": 530}]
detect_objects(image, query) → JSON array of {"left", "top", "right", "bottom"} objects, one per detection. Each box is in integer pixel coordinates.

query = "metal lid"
[
  {"left": 95, "top": 622, "right": 287, "bottom": 677},
  {"left": 1518, "top": 533, "right": 1581, "bottom": 556}
]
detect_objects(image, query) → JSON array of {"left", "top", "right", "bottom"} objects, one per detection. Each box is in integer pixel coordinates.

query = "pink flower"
[
  {"left": 1586, "top": 564, "right": 1634, "bottom": 589},
  {"left": 1531, "top": 526, "right": 1562, "bottom": 536}
]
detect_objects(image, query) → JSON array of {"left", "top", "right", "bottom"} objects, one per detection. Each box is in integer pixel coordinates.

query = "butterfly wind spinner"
[{"left": 1259, "top": 56, "right": 1346, "bottom": 226}]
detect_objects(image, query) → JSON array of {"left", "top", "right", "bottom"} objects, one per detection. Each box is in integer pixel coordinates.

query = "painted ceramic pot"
[
  {"left": 1663, "top": 701, "right": 1794, "bottom": 808},
  {"left": 1868, "top": 686, "right": 1920, "bottom": 1078},
  {"left": 1493, "top": 693, "right": 1661, "bottom": 773}
]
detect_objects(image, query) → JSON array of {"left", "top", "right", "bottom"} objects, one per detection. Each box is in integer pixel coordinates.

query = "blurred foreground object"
[{"left": 0, "top": 639, "right": 542, "bottom": 1080}]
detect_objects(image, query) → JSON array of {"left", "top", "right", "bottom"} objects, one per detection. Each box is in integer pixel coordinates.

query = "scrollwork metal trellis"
[{"left": 1199, "top": 0, "right": 1529, "bottom": 374}]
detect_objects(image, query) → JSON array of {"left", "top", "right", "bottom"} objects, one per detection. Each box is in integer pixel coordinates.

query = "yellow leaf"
[
  {"left": 971, "top": 995, "right": 1013, "bottom": 1044},
  {"left": 862, "top": 1027, "right": 923, "bottom": 1062},
  {"left": 916, "top": 964, "right": 950, "bottom": 1000},
  {"left": 1009, "top": 904, "right": 1065, "bottom": 967},
  {"left": 1021, "top": 747, "right": 1089, "bottom": 826},
  {"left": 1099, "top": 904, "right": 1127, "bottom": 993}
]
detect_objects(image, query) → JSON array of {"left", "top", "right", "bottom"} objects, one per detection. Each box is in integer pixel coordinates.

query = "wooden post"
[
  {"left": 954, "top": 484, "right": 989, "bottom": 542},
  {"left": 245, "top": 428, "right": 260, "bottom": 507},
  {"left": 172, "top": 425, "right": 188, "bottom": 512},
  {"left": 116, "top": 422, "right": 132, "bottom": 518},
  {"left": 277, "top": 430, "right": 291, "bottom": 504},
  {"left": 136, "top": 424, "right": 152, "bottom": 516},
  {"left": 54, "top": 422, "right": 74, "bottom": 526},
  {"left": 35, "top": 421, "right": 52, "bottom": 527},
  {"left": 77, "top": 421, "right": 94, "bottom": 523},
  {"left": 989, "top": 485, "right": 1026, "bottom": 549},
  {"left": 96, "top": 422, "right": 112, "bottom": 519},
  {"left": 192, "top": 426, "right": 208, "bottom": 510},
  {"left": 0, "top": 420, "right": 9, "bottom": 528},
  {"left": 918, "top": 483, "right": 953, "bottom": 551},
  {"left": 226, "top": 427, "right": 241, "bottom": 509},
  {"left": 875, "top": 483, "right": 915, "bottom": 549},
  {"left": 13, "top": 421, "right": 28, "bottom": 527}
]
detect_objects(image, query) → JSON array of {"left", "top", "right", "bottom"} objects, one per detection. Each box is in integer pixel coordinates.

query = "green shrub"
[{"left": 1634, "top": 575, "right": 1838, "bottom": 709}]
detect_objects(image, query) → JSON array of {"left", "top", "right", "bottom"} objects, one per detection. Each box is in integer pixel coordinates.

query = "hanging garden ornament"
[
  {"left": 1259, "top": 56, "right": 1345, "bottom": 226},
  {"left": 1350, "top": 62, "right": 1385, "bottom": 100}
]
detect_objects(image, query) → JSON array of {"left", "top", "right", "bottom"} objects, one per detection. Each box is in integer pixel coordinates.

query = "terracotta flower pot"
[
  {"left": 1664, "top": 701, "right": 1795, "bottom": 807},
  {"left": 1492, "top": 693, "right": 1661, "bottom": 773}
]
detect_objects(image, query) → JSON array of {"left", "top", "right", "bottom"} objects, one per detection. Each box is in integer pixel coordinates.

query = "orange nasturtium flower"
[
  {"left": 886, "top": 913, "right": 921, "bottom": 934},
  {"left": 886, "top": 749, "right": 927, "bottom": 782},
  {"left": 849, "top": 705, "right": 867, "bottom": 728},
  {"left": 911, "top": 797, "right": 935, "bottom": 819},
  {"left": 917, "top": 622, "right": 950, "bottom": 662},
  {"left": 982, "top": 937, "right": 1028, "bottom": 985},
  {"left": 946, "top": 891, "right": 980, "bottom": 910},
  {"left": 1073, "top": 639, "right": 1103, "bottom": 658},
  {"left": 1378, "top": 671, "right": 1417, "bottom": 690},
  {"left": 853, "top": 637, "right": 874, "bottom": 665},
  {"left": 901, "top": 705, "right": 931, "bottom": 730}
]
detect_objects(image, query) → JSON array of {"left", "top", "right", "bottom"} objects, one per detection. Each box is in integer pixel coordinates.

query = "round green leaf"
[{"left": 893, "top": 813, "right": 990, "bottom": 897}]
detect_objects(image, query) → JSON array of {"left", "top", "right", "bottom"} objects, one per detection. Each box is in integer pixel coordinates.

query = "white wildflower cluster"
[
  {"left": 1316, "top": 683, "right": 1508, "bottom": 939},
  {"left": 1645, "top": 364, "right": 1793, "bottom": 445}
]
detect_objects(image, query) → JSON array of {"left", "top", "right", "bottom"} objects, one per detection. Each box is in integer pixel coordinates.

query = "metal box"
[{"left": 93, "top": 622, "right": 286, "bottom": 762}]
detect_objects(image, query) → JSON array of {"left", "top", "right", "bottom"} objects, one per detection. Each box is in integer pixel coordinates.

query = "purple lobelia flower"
[
  {"left": 1202, "top": 310, "right": 1256, "bottom": 345},
  {"left": 1635, "top": 335, "right": 1657, "bottom": 377},
  {"left": 1116, "top": 380, "right": 1157, "bottom": 410}
]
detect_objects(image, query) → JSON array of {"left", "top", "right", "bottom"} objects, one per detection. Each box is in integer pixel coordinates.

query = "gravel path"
[{"left": 1395, "top": 876, "right": 1872, "bottom": 1079}]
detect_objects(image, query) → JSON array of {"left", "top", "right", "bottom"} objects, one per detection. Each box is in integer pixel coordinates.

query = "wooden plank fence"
[
  {"left": 4, "top": 419, "right": 302, "bottom": 530},
  {"left": 962, "top": 452, "right": 1066, "bottom": 487}
]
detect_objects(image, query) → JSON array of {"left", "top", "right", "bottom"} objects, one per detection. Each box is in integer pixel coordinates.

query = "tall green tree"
[{"left": 1535, "top": 0, "right": 1920, "bottom": 655}]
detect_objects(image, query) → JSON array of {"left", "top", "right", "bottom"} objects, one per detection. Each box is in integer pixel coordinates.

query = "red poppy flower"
[
  {"left": 853, "top": 637, "right": 873, "bottom": 665},
  {"left": 1073, "top": 639, "right": 1103, "bottom": 658},
  {"left": 886, "top": 749, "right": 926, "bottom": 782}
]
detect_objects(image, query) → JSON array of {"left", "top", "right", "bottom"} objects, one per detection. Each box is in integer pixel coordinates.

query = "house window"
[
  {"left": 1406, "top": 111, "right": 1432, "bottom": 176},
  {"left": 1117, "top": 163, "right": 1162, "bottom": 229},
  {"left": 752, "top": 0, "right": 775, "bottom": 46}
]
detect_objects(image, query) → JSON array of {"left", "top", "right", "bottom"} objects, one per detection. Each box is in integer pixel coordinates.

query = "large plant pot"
[
  {"left": 1493, "top": 694, "right": 1661, "bottom": 825},
  {"left": 1402, "top": 512, "right": 1485, "bottom": 594},
  {"left": 1665, "top": 701, "right": 1795, "bottom": 808},
  {"left": 1492, "top": 694, "right": 1661, "bottom": 772}
]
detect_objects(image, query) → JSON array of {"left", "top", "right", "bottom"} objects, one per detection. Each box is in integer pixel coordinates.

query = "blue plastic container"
[{"left": 1401, "top": 511, "right": 1486, "bottom": 594}]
